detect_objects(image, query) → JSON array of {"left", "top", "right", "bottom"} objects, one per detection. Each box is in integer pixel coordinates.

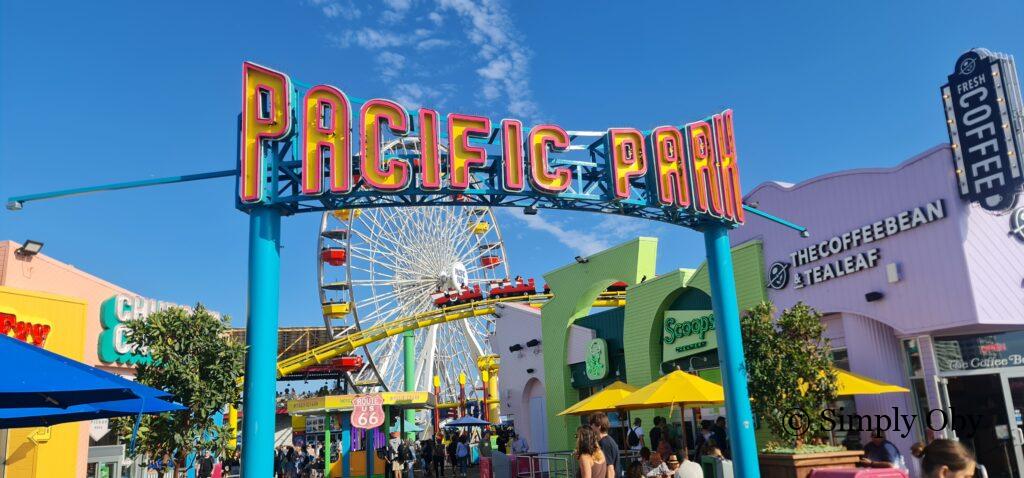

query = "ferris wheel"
[{"left": 317, "top": 138, "right": 511, "bottom": 403}]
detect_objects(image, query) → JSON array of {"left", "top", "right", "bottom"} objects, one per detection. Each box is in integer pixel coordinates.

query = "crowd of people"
[
  {"left": 274, "top": 443, "right": 330, "bottom": 478},
  {"left": 377, "top": 426, "right": 530, "bottom": 478}
]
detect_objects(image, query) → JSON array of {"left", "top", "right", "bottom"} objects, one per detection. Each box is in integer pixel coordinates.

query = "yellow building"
[{"left": 0, "top": 286, "right": 88, "bottom": 478}]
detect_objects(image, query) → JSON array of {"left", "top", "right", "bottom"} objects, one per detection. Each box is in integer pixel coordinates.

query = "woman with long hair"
[
  {"left": 575, "top": 426, "right": 607, "bottom": 478},
  {"left": 911, "top": 439, "right": 976, "bottom": 478}
]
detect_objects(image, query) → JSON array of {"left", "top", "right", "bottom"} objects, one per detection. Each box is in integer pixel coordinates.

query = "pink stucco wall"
[
  {"left": 492, "top": 302, "right": 594, "bottom": 453},
  {"left": 0, "top": 240, "right": 142, "bottom": 478}
]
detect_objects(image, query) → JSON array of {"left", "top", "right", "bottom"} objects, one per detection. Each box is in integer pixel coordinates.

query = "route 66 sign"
[{"left": 351, "top": 394, "right": 385, "bottom": 429}]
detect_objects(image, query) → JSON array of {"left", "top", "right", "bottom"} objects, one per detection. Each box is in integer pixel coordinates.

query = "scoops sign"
[
  {"left": 942, "top": 48, "right": 1024, "bottom": 211},
  {"left": 351, "top": 394, "right": 385, "bottom": 430}
]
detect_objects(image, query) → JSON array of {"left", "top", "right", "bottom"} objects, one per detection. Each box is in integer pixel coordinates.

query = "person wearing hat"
[{"left": 666, "top": 452, "right": 703, "bottom": 478}]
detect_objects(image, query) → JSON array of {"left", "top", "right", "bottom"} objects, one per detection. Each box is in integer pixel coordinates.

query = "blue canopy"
[
  {"left": 0, "top": 395, "right": 186, "bottom": 428},
  {"left": 0, "top": 335, "right": 140, "bottom": 408},
  {"left": 445, "top": 416, "right": 491, "bottom": 427}
]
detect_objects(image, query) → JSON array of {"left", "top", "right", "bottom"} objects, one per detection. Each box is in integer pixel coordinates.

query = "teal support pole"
[
  {"left": 403, "top": 330, "right": 416, "bottom": 438},
  {"left": 325, "top": 414, "right": 332, "bottom": 478},
  {"left": 241, "top": 206, "right": 282, "bottom": 477},
  {"left": 342, "top": 414, "right": 351, "bottom": 478},
  {"left": 703, "top": 223, "right": 760, "bottom": 477}
]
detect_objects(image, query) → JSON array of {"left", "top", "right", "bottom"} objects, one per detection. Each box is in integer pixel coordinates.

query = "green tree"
[
  {"left": 741, "top": 301, "right": 837, "bottom": 448},
  {"left": 114, "top": 305, "right": 245, "bottom": 474}
]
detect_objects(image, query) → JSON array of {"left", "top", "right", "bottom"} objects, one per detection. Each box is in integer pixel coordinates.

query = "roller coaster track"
[{"left": 270, "top": 291, "right": 626, "bottom": 381}]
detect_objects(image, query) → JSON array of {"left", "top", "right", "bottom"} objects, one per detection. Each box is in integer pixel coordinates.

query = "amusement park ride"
[{"left": 7, "top": 61, "right": 808, "bottom": 477}]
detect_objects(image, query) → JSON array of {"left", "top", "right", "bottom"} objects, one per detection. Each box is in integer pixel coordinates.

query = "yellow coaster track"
[{"left": 270, "top": 291, "right": 626, "bottom": 380}]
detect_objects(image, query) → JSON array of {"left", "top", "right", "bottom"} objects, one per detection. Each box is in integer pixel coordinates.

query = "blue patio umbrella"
[
  {"left": 0, "top": 335, "right": 140, "bottom": 408},
  {"left": 0, "top": 395, "right": 186, "bottom": 428},
  {"left": 445, "top": 416, "right": 491, "bottom": 427}
]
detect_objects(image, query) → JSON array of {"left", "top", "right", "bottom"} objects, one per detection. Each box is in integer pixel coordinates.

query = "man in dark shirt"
[
  {"left": 589, "top": 412, "right": 620, "bottom": 478},
  {"left": 860, "top": 431, "right": 902, "bottom": 468},
  {"left": 196, "top": 449, "right": 214, "bottom": 478}
]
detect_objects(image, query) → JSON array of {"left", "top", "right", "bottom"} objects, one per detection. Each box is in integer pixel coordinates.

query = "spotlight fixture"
[
  {"left": 745, "top": 201, "right": 759, "bottom": 209},
  {"left": 800, "top": 230, "right": 810, "bottom": 238},
  {"left": 526, "top": 339, "right": 541, "bottom": 348},
  {"left": 15, "top": 240, "right": 44, "bottom": 257},
  {"left": 508, "top": 344, "right": 524, "bottom": 353},
  {"left": 865, "top": 291, "right": 884, "bottom": 302},
  {"left": 574, "top": 256, "right": 589, "bottom": 264},
  {"left": 524, "top": 205, "right": 538, "bottom": 215}
]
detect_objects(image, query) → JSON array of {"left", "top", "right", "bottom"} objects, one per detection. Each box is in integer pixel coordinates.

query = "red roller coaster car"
[
  {"left": 431, "top": 284, "right": 484, "bottom": 307},
  {"left": 488, "top": 276, "right": 537, "bottom": 298}
]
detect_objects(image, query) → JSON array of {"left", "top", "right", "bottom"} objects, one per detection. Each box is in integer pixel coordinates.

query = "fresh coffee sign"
[
  {"left": 662, "top": 310, "right": 716, "bottom": 362},
  {"left": 941, "top": 48, "right": 1024, "bottom": 211}
]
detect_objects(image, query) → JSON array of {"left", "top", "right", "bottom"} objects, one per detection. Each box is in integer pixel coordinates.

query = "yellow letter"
[
  {"left": 418, "top": 108, "right": 442, "bottom": 191},
  {"left": 607, "top": 128, "right": 648, "bottom": 199},
  {"left": 240, "top": 62, "right": 291, "bottom": 203},
  {"left": 301, "top": 85, "right": 352, "bottom": 195},
  {"left": 500, "top": 119, "right": 526, "bottom": 192},
  {"left": 715, "top": 110, "right": 743, "bottom": 223},
  {"left": 649, "top": 126, "right": 691, "bottom": 208},
  {"left": 528, "top": 125, "right": 572, "bottom": 194},
  {"left": 448, "top": 114, "right": 491, "bottom": 190},
  {"left": 360, "top": 99, "right": 410, "bottom": 191},
  {"left": 687, "top": 120, "right": 725, "bottom": 217}
]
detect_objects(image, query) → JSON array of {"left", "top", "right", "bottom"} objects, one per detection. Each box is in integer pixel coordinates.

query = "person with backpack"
[
  {"left": 628, "top": 417, "right": 646, "bottom": 451},
  {"left": 399, "top": 439, "right": 416, "bottom": 478}
]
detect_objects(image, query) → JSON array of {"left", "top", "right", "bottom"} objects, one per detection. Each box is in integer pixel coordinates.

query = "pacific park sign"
[{"left": 238, "top": 62, "right": 745, "bottom": 228}]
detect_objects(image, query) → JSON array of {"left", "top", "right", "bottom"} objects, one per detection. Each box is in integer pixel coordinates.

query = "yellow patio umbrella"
[
  {"left": 558, "top": 381, "right": 638, "bottom": 416},
  {"left": 834, "top": 368, "right": 909, "bottom": 396},
  {"left": 615, "top": 370, "right": 725, "bottom": 410}
]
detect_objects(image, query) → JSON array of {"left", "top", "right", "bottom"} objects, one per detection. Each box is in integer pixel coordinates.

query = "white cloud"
[
  {"left": 428, "top": 11, "right": 444, "bottom": 25},
  {"left": 376, "top": 51, "right": 406, "bottom": 82},
  {"left": 437, "top": 0, "right": 542, "bottom": 124},
  {"left": 310, "top": 0, "right": 361, "bottom": 20},
  {"left": 505, "top": 211, "right": 662, "bottom": 257},
  {"left": 416, "top": 38, "right": 450, "bottom": 50},
  {"left": 512, "top": 213, "right": 611, "bottom": 256},
  {"left": 392, "top": 83, "right": 448, "bottom": 110}
]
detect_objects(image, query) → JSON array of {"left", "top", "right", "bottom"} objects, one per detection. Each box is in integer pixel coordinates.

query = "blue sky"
[{"left": 1, "top": 0, "right": 1022, "bottom": 328}]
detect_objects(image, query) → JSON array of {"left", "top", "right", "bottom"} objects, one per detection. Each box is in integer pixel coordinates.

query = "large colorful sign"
[
  {"left": 942, "top": 48, "right": 1024, "bottom": 212},
  {"left": 236, "top": 62, "right": 744, "bottom": 229},
  {"left": 767, "top": 199, "right": 946, "bottom": 289},
  {"left": 98, "top": 294, "right": 221, "bottom": 365},
  {"left": 663, "top": 310, "right": 716, "bottom": 362}
]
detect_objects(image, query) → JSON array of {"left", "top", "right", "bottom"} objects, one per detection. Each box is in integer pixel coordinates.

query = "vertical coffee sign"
[{"left": 942, "top": 48, "right": 1024, "bottom": 211}]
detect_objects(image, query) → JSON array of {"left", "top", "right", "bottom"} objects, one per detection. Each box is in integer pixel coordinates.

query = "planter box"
[{"left": 759, "top": 450, "right": 864, "bottom": 478}]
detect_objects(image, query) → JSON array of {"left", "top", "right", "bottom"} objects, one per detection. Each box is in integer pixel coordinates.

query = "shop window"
[{"left": 902, "top": 338, "right": 924, "bottom": 378}]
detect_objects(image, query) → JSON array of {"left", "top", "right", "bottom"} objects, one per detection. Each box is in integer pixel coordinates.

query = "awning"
[
  {"left": 558, "top": 381, "right": 638, "bottom": 416},
  {"left": 0, "top": 335, "right": 138, "bottom": 408},
  {"left": 0, "top": 395, "right": 185, "bottom": 428}
]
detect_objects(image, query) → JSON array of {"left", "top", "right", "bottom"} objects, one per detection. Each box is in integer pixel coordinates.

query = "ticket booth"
[{"left": 288, "top": 392, "right": 436, "bottom": 478}]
